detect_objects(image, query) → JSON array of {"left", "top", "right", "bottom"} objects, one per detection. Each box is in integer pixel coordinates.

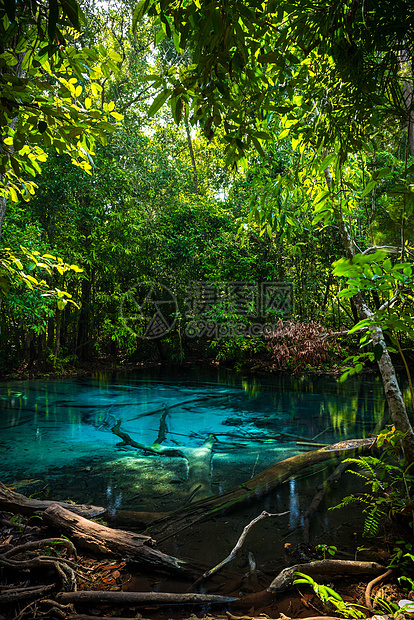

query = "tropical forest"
[{"left": 1, "top": 1, "right": 414, "bottom": 620}]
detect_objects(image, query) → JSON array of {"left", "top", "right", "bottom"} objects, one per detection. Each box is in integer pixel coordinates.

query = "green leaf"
[
  {"left": 132, "top": 0, "right": 150, "bottom": 30},
  {"left": 361, "top": 180, "right": 377, "bottom": 197},
  {"left": 148, "top": 89, "right": 171, "bottom": 117},
  {"left": 252, "top": 136, "right": 265, "bottom": 158},
  {"left": 373, "top": 343, "right": 383, "bottom": 361},
  {"left": 61, "top": 0, "right": 84, "bottom": 30},
  {"left": 258, "top": 51, "right": 279, "bottom": 64},
  {"left": 372, "top": 167, "right": 391, "bottom": 180}
]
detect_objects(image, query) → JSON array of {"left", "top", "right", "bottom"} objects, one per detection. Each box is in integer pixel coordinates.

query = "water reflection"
[{"left": 0, "top": 367, "right": 391, "bottom": 512}]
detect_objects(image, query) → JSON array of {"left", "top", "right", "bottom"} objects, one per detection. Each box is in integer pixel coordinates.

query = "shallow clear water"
[{"left": 0, "top": 366, "right": 389, "bottom": 517}]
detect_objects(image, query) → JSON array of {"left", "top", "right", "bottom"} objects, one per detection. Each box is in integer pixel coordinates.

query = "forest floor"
[{"left": 0, "top": 506, "right": 408, "bottom": 620}]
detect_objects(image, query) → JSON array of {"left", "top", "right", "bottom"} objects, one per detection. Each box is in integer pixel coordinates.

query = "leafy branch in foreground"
[
  {"left": 0, "top": 246, "right": 83, "bottom": 309},
  {"left": 0, "top": 0, "right": 123, "bottom": 233}
]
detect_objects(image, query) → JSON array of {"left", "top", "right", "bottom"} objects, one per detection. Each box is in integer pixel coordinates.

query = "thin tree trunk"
[
  {"left": 0, "top": 192, "right": 6, "bottom": 240},
  {"left": 325, "top": 165, "right": 414, "bottom": 463},
  {"left": 54, "top": 307, "right": 62, "bottom": 363},
  {"left": 184, "top": 119, "right": 198, "bottom": 194}
]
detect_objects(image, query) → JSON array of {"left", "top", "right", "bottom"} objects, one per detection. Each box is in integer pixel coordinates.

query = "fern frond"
[
  {"left": 362, "top": 504, "right": 385, "bottom": 537},
  {"left": 329, "top": 494, "right": 360, "bottom": 511}
]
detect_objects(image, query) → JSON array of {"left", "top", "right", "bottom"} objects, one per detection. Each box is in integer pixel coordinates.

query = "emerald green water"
[{"left": 0, "top": 367, "right": 390, "bottom": 518}]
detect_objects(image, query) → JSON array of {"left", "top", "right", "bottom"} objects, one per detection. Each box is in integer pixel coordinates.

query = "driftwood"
[
  {"left": 42, "top": 504, "right": 192, "bottom": 575},
  {"left": 267, "top": 559, "right": 386, "bottom": 593},
  {"left": 0, "top": 480, "right": 105, "bottom": 518},
  {"left": 144, "top": 438, "right": 375, "bottom": 541},
  {"left": 303, "top": 460, "right": 351, "bottom": 543},
  {"left": 56, "top": 590, "right": 238, "bottom": 605}
]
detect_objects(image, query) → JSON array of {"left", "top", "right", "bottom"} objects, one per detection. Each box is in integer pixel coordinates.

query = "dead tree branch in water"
[
  {"left": 191, "top": 510, "right": 290, "bottom": 589},
  {"left": 111, "top": 407, "right": 216, "bottom": 502}
]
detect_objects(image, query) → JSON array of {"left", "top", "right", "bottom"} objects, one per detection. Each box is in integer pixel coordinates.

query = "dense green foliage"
[{"left": 0, "top": 0, "right": 413, "bottom": 384}]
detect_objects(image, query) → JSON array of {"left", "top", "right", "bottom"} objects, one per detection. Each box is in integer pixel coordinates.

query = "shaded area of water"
[{"left": 0, "top": 367, "right": 388, "bottom": 516}]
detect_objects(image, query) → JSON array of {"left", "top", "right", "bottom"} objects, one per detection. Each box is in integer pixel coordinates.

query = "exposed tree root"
[
  {"left": 267, "top": 559, "right": 386, "bottom": 593},
  {"left": 0, "top": 536, "right": 78, "bottom": 592},
  {"left": 365, "top": 568, "right": 394, "bottom": 611},
  {"left": 0, "top": 583, "right": 55, "bottom": 605}
]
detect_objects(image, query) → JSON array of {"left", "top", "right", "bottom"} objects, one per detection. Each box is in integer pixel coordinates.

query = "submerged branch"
[
  {"left": 111, "top": 419, "right": 186, "bottom": 458},
  {"left": 303, "top": 460, "right": 350, "bottom": 544},
  {"left": 192, "top": 510, "right": 290, "bottom": 589}
]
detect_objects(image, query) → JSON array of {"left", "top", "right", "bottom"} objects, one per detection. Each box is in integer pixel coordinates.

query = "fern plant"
[{"left": 331, "top": 428, "right": 414, "bottom": 538}]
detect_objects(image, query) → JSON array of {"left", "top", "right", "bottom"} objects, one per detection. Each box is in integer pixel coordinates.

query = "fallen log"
[
  {"left": 0, "top": 481, "right": 105, "bottom": 518},
  {"left": 267, "top": 559, "right": 386, "bottom": 593},
  {"left": 42, "top": 504, "right": 193, "bottom": 575},
  {"left": 56, "top": 591, "right": 238, "bottom": 606},
  {"left": 144, "top": 438, "right": 375, "bottom": 541}
]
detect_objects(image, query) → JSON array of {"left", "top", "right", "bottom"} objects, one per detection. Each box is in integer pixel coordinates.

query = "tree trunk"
[
  {"left": 184, "top": 118, "right": 198, "bottom": 194},
  {"left": 336, "top": 209, "right": 414, "bottom": 463},
  {"left": 0, "top": 192, "right": 6, "bottom": 240},
  {"left": 54, "top": 307, "right": 62, "bottom": 362},
  {"left": 76, "top": 272, "right": 92, "bottom": 361}
]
